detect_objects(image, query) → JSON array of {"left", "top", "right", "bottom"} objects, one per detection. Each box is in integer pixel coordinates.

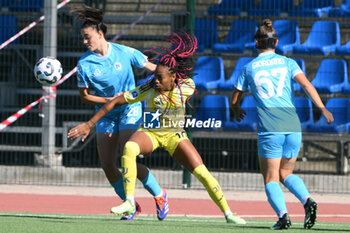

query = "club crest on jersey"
[
  {"left": 114, "top": 62, "right": 122, "bottom": 71},
  {"left": 154, "top": 96, "right": 163, "bottom": 107}
]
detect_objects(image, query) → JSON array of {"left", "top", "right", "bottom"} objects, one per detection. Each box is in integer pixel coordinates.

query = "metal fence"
[{"left": 0, "top": 0, "right": 350, "bottom": 193}]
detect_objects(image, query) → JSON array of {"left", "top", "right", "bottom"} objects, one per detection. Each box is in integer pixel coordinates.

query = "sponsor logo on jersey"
[
  {"left": 93, "top": 68, "right": 102, "bottom": 77},
  {"left": 131, "top": 90, "right": 139, "bottom": 99},
  {"left": 127, "top": 117, "right": 137, "bottom": 125}
]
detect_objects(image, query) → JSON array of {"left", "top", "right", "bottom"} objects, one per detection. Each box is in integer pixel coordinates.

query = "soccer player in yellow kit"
[{"left": 68, "top": 32, "right": 246, "bottom": 224}]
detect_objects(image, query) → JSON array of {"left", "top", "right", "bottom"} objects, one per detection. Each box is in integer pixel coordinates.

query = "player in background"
[
  {"left": 71, "top": 5, "right": 168, "bottom": 220},
  {"left": 230, "top": 19, "right": 334, "bottom": 230},
  {"left": 68, "top": 31, "right": 246, "bottom": 224}
]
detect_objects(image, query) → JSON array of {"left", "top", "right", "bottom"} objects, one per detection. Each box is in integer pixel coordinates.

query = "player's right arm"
[
  {"left": 231, "top": 66, "right": 248, "bottom": 122},
  {"left": 79, "top": 88, "right": 118, "bottom": 105},
  {"left": 68, "top": 94, "right": 127, "bottom": 141},
  {"left": 76, "top": 62, "right": 119, "bottom": 105},
  {"left": 231, "top": 88, "right": 246, "bottom": 122}
]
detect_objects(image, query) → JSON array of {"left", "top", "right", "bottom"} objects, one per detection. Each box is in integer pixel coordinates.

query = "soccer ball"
[{"left": 34, "top": 57, "right": 63, "bottom": 86}]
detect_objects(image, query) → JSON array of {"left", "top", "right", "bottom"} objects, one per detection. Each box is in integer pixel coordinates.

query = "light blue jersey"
[
  {"left": 236, "top": 52, "right": 303, "bottom": 134},
  {"left": 76, "top": 42, "right": 146, "bottom": 121}
]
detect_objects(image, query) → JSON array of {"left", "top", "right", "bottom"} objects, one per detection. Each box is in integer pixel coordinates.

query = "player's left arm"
[
  {"left": 68, "top": 95, "right": 127, "bottom": 141},
  {"left": 294, "top": 73, "right": 334, "bottom": 124},
  {"left": 144, "top": 61, "right": 156, "bottom": 72},
  {"left": 127, "top": 45, "right": 156, "bottom": 72}
]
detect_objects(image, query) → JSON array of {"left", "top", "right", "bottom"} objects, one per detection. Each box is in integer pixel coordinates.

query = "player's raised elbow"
[
  {"left": 80, "top": 96, "right": 93, "bottom": 105},
  {"left": 110, "top": 95, "right": 127, "bottom": 107}
]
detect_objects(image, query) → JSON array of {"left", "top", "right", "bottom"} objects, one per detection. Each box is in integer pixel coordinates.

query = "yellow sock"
[
  {"left": 121, "top": 141, "right": 140, "bottom": 197},
  {"left": 192, "top": 164, "right": 230, "bottom": 213}
]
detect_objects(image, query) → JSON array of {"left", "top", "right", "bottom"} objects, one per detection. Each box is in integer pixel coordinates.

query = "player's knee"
[
  {"left": 279, "top": 171, "right": 293, "bottom": 183},
  {"left": 100, "top": 161, "right": 115, "bottom": 172},
  {"left": 123, "top": 141, "right": 140, "bottom": 158}
]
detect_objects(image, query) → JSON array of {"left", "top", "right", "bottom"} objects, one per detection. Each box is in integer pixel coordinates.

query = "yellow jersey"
[{"left": 124, "top": 78, "right": 195, "bottom": 134}]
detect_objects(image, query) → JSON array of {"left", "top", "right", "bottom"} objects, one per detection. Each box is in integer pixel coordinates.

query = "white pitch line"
[{"left": 1, "top": 212, "right": 350, "bottom": 221}]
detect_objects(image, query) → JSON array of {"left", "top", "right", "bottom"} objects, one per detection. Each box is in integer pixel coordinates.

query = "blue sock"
[
  {"left": 111, "top": 177, "right": 126, "bottom": 200},
  {"left": 265, "top": 182, "right": 288, "bottom": 218},
  {"left": 283, "top": 174, "right": 310, "bottom": 205},
  {"left": 141, "top": 170, "right": 162, "bottom": 197}
]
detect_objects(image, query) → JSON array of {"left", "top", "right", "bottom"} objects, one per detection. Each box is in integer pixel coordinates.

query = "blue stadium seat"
[
  {"left": 212, "top": 20, "right": 257, "bottom": 54},
  {"left": 0, "top": 15, "right": 18, "bottom": 45},
  {"left": 288, "top": 0, "right": 334, "bottom": 17},
  {"left": 9, "top": 0, "right": 43, "bottom": 12},
  {"left": 294, "top": 97, "right": 313, "bottom": 130},
  {"left": 328, "top": 0, "right": 350, "bottom": 17},
  {"left": 292, "top": 58, "right": 306, "bottom": 74},
  {"left": 335, "top": 39, "right": 350, "bottom": 56},
  {"left": 342, "top": 85, "right": 350, "bottom": 94},
  {"left": 248, "top": 0, "right": 294, "bottom": 17},
  {"left": 217, "top": 57, "right": 254, "bottom": 92},
  {"left": 194, "top": 95, "right": 230, "bottom": 131},
  {"left": 306, "top": 98, "right": 350, "bottom": 134},
  {"left": 224, "top": 95, "right": 258, "bottom": 132},
  {"left": 309, "top": 59, "right": 349, "bottom": 94},
  {"left": 292, "top": 58, "right": 306, "bottom": 92},
  {"left": 292, "top": 21, "right": 340, "bottom": 55},
  {"left": 193, "top": 56, "right": 225, "bottom": 91},
  {"left": 274, "top": 20, "right": 300, "bottom": 55},
  {"left": 207, "top": 0, "right": 255, "bottom": 16},
  {"left": 194, "top": 18, "right": 218, "bottom": 52}
]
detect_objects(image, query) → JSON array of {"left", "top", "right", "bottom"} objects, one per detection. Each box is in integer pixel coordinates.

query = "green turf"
[{"left": 0, "top": 212, "right": 349, "bottom": 233}]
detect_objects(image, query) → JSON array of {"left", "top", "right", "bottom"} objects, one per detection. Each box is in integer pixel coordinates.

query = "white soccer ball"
[{"left": 34, "top": 57, "right": 63, "bottom": 86}]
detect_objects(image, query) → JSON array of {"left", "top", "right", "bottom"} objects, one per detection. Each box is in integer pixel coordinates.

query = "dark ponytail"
[
  {"left": 254, "top": 19, "right": 277, "bottom": 50},
  {"left": 71, "top": 5, "right": 107, "bottom": 35}
]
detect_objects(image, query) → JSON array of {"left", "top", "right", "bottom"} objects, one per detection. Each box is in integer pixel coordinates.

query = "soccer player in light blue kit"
[
  {"left": 231, "top": 19, "right": 334, "bottom": 230},
  {"left": 71, "top": 5, "right": 168, "bottom": 220}
]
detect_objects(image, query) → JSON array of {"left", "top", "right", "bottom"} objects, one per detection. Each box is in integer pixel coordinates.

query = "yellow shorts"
[{"left": 139, "top": 128, "right": 189, "bottom": 155}]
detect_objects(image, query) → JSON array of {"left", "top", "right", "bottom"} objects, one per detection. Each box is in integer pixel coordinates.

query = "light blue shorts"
[
  {"left": 96, "top": 104, "right": 142, "bottom": 133},
  {"left": 258, "top": 132, "right": 302, "bottom": 159}
]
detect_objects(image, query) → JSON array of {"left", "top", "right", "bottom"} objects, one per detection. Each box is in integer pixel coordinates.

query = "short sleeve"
[
  {"left": 235, "top": 66, "right": 249, "bottom": 91},
  {"left": 76, "top": 63, "right": 89, "bottom": 88},
  {"left": 124, "top": 46, "right": 148, "bottom": 68},
  {"left": 288, "top": 59, "right": 303, "bottom": 79},
  {"left": 124, "top": 82, "right": 153, "bottom": 104},
  {"left": 179, "top": 78, "right": 196, "bottom": 99}
]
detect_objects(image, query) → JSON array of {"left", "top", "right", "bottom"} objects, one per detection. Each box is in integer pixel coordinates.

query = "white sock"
[
  {"left": 126, "top": 196, "right": 135, "bottom": 205},
  {"left": 224, "top": 210, "right": 233, "bottom": 217},
  {"left": 155, "top": 189, "right": 163, "bottom": 198},
  {"left": 301, "top": 195, "right": 310, "bottom": 206},
  {"left": 278, "top": 210, "right": 288, "bottom": 218}
]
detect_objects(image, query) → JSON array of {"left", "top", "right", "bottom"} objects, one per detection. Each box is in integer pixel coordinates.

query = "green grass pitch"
[{"left": 1, "top": 212, "right": 349, "bottom": 233}]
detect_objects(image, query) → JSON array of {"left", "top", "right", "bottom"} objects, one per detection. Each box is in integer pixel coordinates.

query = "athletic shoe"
[
  {"left": 271, "top": 213, "right": 291, "bottom": 230},
  {"left": 120, "top": 201, "right": 141, "bottom": 220},
  {"left": 154, "top": 188, "right": 169, "bottom": 220},
  {"left": 304, "top": 198, "right": 318, "bottom": 229},
  {"left": 110, "top": 199, "right": 135, "bottom": 216},
  {"left": 226, "top": 213, "right": 246, "bottom": 224}
]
